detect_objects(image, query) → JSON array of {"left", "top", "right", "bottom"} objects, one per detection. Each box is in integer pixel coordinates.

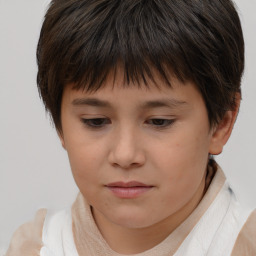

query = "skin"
[{"left": 59, "top": 74, "right": 239, "bottom": 254}]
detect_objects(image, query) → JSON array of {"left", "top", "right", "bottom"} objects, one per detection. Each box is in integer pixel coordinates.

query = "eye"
[
  {"left": 146, "top": 118, "right": 175, "bottom": 128},
  {"left": 81, "top": 118, "right": 110, "bottom": 128}
]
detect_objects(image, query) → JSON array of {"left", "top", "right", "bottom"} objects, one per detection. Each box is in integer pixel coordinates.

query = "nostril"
[{"left": 110, "top": 157, "right": 146, "bottom": 170}]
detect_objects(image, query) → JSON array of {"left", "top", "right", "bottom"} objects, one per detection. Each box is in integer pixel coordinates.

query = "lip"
[
  {"left": 107, "top": 181, "right": 150, "bottom": 187},
  {"left": 105, "top": 181, "right": 154, "bottom": 199}
]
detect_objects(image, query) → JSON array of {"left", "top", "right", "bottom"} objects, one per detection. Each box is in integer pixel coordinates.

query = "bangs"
[{"left": 40, "top": 0, "right": 194, "bottom": 93}]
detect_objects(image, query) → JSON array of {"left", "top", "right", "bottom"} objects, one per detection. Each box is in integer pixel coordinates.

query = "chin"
[{"left": 106, "top": 209, "right": 159, "bottom": 229}]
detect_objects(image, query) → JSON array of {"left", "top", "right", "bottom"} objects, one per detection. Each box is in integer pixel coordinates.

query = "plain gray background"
[{"left": 0, "top": 0, "right": 255, "bottom": 249}]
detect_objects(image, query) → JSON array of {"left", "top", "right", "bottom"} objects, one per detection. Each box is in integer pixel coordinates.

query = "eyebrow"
[
  {"left": 140, "top": 99, "right": 187, "bottom": 109},
  {"left": 71, "top": 98, "right": 187, "bottom": 109},
  {"left": 72, "top": 98, "right": 111, "bottom": 108}
]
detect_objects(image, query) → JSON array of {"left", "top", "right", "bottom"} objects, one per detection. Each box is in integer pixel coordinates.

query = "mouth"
[{"left": 105, "top": 181, "right": 154, "bottom": 199}]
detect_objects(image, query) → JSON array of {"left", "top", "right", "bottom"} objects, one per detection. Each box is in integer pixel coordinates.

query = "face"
[{"left": 60, "top": 74, "right": 224, "bottom": 230}]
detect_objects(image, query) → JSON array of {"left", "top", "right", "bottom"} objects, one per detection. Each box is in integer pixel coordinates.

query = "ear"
[
  {"left": 57, "top": 130, "right": 66, "bottom": 150},
  {"left": 209, "top": 94, "right": 240, "bottom": 155}
]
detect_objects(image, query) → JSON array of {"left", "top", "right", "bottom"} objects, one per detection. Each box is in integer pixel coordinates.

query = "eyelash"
[
  {"left": 146, "top": 119, "right": 175, "bottom": 127},
  {"left": 81, "top": 118, "right": 111, "bottom": 128},
  {"left": 81, "top": 118, "right": 175, "bottom": 130}
]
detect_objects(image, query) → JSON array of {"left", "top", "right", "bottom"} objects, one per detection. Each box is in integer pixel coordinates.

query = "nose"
[{"left": 108, "top": 126, "right": 146, "bottom": 169}]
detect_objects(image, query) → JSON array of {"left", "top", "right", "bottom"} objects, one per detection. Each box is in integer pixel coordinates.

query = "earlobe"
[
  {"left": 57, "top": 131, "right": 66, "bottom": 150},
  {"left": 209, "top": 95, "right": 240, "bottom": 155}
]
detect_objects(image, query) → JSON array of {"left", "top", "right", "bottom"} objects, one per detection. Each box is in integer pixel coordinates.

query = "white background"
[{"left": 0, "top": 0, "right": 255, "bottom": 249}]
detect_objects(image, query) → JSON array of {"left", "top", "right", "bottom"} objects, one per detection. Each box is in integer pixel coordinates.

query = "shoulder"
[
  {"left": 231, "top": 209, "right": 256, "bottom": 256},
  {"left": 5, "top": 208, "right": 47, "bottom": 256}
]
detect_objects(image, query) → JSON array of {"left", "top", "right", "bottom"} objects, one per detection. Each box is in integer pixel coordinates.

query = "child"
[{"left": 6, "top": 0, "right": 256, "bottom": 255}]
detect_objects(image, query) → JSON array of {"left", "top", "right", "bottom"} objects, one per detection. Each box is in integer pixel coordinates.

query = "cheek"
[
  {"left": 154, "top": 132, "right": 209, "bottom": 171},
  {"left": 152, "top": 130, "right": 210, "bottom": 195},
  {"left": 65, "top": 139, "right": 105, "bottom": 186}
]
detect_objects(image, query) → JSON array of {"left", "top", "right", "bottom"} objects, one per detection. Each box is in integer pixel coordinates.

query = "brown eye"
[
  {"left": 147, "top": 119, "right": 175, "bottom": 128},
  {"left": 151, "top": 119, "right": 165, "bottom": 126},
  {"left": 81, "top": 118, "right": 110, "bottom": 128}
]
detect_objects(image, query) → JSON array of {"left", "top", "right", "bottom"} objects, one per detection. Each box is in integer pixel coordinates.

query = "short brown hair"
[{"left": 37, "top": 0, "right": 244, "bottom": 131}]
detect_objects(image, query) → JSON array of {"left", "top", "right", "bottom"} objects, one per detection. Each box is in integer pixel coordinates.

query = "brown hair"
[{"left": 37, "top": 0, "right": 244, "bottom": 131}]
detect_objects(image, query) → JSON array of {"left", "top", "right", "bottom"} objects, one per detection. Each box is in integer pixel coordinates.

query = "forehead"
[{"left": 62, "top": 75, "right": 204, "bottom": 113}]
